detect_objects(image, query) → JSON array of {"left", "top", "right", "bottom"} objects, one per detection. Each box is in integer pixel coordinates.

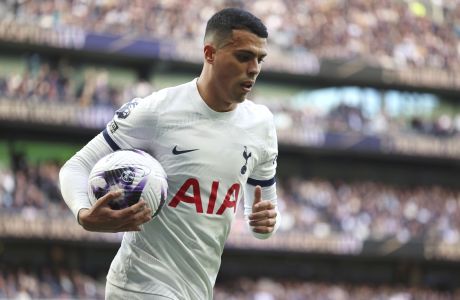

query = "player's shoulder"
[
  {"left": 237, "top": 100, "right": 277, "bottom": 147},
  {"left": 142, "top": 80, "right": 194, "bottom": 111},
  {"left": 240, "top": 99, "right": 274, "bottom": 123}
]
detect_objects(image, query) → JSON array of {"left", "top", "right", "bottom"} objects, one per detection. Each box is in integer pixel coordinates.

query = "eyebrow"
[{"left": 235, "top": 50, "right": 267, "bottom": 59}]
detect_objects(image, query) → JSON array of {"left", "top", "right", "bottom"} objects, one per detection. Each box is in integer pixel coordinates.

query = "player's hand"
[
  {"left": 248, "top": 185, "right": 277, "bottom": 234},
  {"left": 78, "top": 190, "right": 152, "bottom": 233}
]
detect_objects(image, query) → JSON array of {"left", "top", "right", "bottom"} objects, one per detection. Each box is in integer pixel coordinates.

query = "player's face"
[{"left": 213, "top": 29, "right": 267, "bottom": 108}]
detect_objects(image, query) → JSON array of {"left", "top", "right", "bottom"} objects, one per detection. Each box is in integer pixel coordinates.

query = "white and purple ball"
[{"left": 88, "top": 149, "right": 168, "bottom": 218}]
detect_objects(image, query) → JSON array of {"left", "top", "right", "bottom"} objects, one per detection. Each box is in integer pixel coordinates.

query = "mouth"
[{"left": 241, "top": 81, "right": 255, "bottom": 93}]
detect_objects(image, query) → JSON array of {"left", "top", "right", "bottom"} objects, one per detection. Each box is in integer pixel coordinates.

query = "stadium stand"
[
  {"left": 2, "top": 55, "right": 460, "bottom": 159},
  {"left": 2, "top": 1, "right": 460, "bottom": 299},
  {"left": 1, "top": 266, "right": 460, "bottom": 299},
  {"left": 2, "top": 157, "right": 460, "bottom": 256},
  {"left": 2, "top": 0, "right": 460, "bottom": 72}
]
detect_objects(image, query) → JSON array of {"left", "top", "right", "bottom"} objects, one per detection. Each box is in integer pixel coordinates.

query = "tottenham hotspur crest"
[{"left": 241, "top": 146, "right": 252, "bottom": 175}]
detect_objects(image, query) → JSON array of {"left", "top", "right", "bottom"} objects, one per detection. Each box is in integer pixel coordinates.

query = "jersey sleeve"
[
  {"left": 60, "top": 94, "right": 160, "bottom": 223},
  {"left": 244, "top": 111, "right": 280, "bottom": 239},
  {"left": 59, "top": 133, "right": 114, "bottom": 221},
  {"left": 247, "top": 113, "right": 278, "bottom": 192},
  {"left": 102, "top": 96, "right": 158, "bottom": 152}
]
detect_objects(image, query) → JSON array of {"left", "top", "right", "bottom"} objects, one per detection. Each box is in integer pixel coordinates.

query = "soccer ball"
[{"left": 88, "top": 149, "right": 168, "bottom": 218}]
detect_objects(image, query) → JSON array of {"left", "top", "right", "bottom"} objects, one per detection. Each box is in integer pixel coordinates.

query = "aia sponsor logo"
[{"left": 168, "top": 179, "right": 240, "bottom": 215}]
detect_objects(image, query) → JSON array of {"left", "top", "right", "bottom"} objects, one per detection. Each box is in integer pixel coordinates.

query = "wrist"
[{"left": 77, "top": 208, "right": 90, "bottom": 226}]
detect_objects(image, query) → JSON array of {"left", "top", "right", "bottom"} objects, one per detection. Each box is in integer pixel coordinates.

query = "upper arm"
[
  {"left": 244, "top": 113, "right": 278, "bottom": 211},
  {"left": 102, "top": 97, "right": 158, "bottom": 152},
  {"left": 247, "top": 113, "right": 278, "bottom": 195}
]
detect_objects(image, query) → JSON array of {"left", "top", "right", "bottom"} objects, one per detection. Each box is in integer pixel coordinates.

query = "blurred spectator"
[
  {"left": 215, "top": 278, "right": 460, "bottom": 300},
  {"left": 1, "top": 267, "right": 459, "bottom": 299},
  {"left": 2, "top": 0, "right": 460, "bottom": 73},
  {"left": 3, "top": 158, "right": 460, "bottom": 247},
  {"left": 3, "top": 53, "right": 460, "bottom": 158},
  {"left": 269, "top": 178, "right": 460, "bottom": 245},
  {"left": 0, "top": 56, "right": 154, "bottom": 109},
  {"left": 0, "top": 266, "right": 104, "bottom": 299}
]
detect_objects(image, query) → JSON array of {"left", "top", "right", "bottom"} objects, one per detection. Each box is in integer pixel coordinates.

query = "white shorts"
[{"left": 105, "top": 281, "right": 176, "bottom": 300}]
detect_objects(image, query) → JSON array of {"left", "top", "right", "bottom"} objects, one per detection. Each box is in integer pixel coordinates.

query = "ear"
[{"left": 204, "top": 44, "right": 216, "bottom": 64}]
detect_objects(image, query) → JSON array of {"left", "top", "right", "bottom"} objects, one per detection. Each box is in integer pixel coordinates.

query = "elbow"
[
  {"left": 58, "top": 162, "right": 67, "bottom": 187},
  {"left": 59, "top": 160, "right": 72, "bottom": 187}
]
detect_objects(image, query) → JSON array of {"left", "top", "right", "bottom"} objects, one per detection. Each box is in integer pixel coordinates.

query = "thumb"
[{"left": 252, "top": 185, "right": 262, "bottom": 211}]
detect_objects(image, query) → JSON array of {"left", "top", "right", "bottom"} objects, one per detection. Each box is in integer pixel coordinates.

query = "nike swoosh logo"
[{"left": 172, "top": 146, "right": 199, "bottom": 155}]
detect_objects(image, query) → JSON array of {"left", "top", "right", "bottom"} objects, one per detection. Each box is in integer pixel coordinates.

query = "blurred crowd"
[
  {"left": 3, "top": 2, "right": 460, "bottom": 298},
  {"left": 2, "top": 0, "right": 460, "bottom": 72},
  {"left": 3, "top": 55, "right": 460, "bottom": 158},
  {"left": 0, "top": 266, "right": 105, "bottom": 299},
  {"left": 2, "top": 155, "right": 460, "bottom": 247},
  {"left": 274, "top": 178, "right": 460, "bottom": 244},
  {"left": 267, "top": 100, "right": 460, "bottom": 157},
  {"left": 270, "top": 101, "right": 460, "bottom": 138},
  {"left": 2, "top": 154, "right": 65, "bottom": 214},
  {"left": 0, "top": 58, "right": 154, "bottom": 109},
  {"left": 1, "top": 267, "right": 458, "bottom": 300},
  {"left": 214, "top": 278, "right": 460, "bottom": 300},
  {"left": 2, "top": 58, "right": 458, "bottom": 142}
]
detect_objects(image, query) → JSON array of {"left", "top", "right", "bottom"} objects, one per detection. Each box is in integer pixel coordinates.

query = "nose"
[{"left": 247, "top": 59, "right": 261, "bottom": 77}]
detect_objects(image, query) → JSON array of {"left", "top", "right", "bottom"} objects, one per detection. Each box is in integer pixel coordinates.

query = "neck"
[{"left": 197, "top": 69, "right": 236, "bottom": 112}]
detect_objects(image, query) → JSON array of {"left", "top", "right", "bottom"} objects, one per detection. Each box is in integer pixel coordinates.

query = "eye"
[
  {"left": 235, "top": 53, "right": 252, "bottom": 62},
  {"left": 258, "top": 57, "right": 265, "bottom": 64}
]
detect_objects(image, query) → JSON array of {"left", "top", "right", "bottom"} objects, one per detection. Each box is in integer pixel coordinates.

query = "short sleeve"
[{"left": 102, "top": 96, "right": 158, "bottom": 151}]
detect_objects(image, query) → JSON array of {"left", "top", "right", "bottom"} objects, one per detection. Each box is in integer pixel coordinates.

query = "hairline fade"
[{"left": 204, "top": 8, "right": 268, "bottom": 48}]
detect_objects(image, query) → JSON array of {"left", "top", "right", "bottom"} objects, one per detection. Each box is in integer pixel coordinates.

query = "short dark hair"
[{"left": 204, "top": 8, "right": 268, "bottom": 46}]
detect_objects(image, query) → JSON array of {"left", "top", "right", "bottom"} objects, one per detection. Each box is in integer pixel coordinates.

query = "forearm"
[
  {"left": 60, "top": 160, "right": 92, "bottom": 220},
  {"left": 59, "top": 133, "right": 113, "bottom": 220}
]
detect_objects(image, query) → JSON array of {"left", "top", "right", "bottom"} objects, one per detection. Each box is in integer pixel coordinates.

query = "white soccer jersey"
[{"left": 62, "top": 79, "right": 278, "bottom": 300}]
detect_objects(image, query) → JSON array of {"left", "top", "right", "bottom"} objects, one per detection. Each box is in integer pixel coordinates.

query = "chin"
[{"left": 234, "top": 93, "right": 247, "bottom": 103}]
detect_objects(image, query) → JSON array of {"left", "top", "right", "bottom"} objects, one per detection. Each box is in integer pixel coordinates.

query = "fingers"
[
  {"left": 249, "top": 194, "right": 277, "bottom": 234},
  {"left": 95, "top": 189, "right": 123, "bottom": 207},
  {"left": 249, "top": 208, "right": 277, "bottom": 221},
  {"left": 249, "top": 210, "right": 277, "bottom": 231},
  {"left": 252, "top": 226, "right": 275, "bottom": 234},
  {"left": 117, "top": 199, "right": 148, "bottom": 217},
  {"left": 251, "top": 199, "right": 274, "bottom": 213},
  {"left": 115, "top": 199, "right": 152, "bottom": 228},
  {"left": 85, "top": 195, "right": 152, "bottom": 233},
  {"left": 131, "top": 205, "right": 153, "bottom": 226},
  {"left": 249, "top": 217, "right": 276, "bottom": 227}
]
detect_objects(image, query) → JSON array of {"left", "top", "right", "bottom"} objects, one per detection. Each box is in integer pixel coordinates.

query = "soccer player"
[{"left": 60, "top": 7, "right": 280, "bottom": 300}]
